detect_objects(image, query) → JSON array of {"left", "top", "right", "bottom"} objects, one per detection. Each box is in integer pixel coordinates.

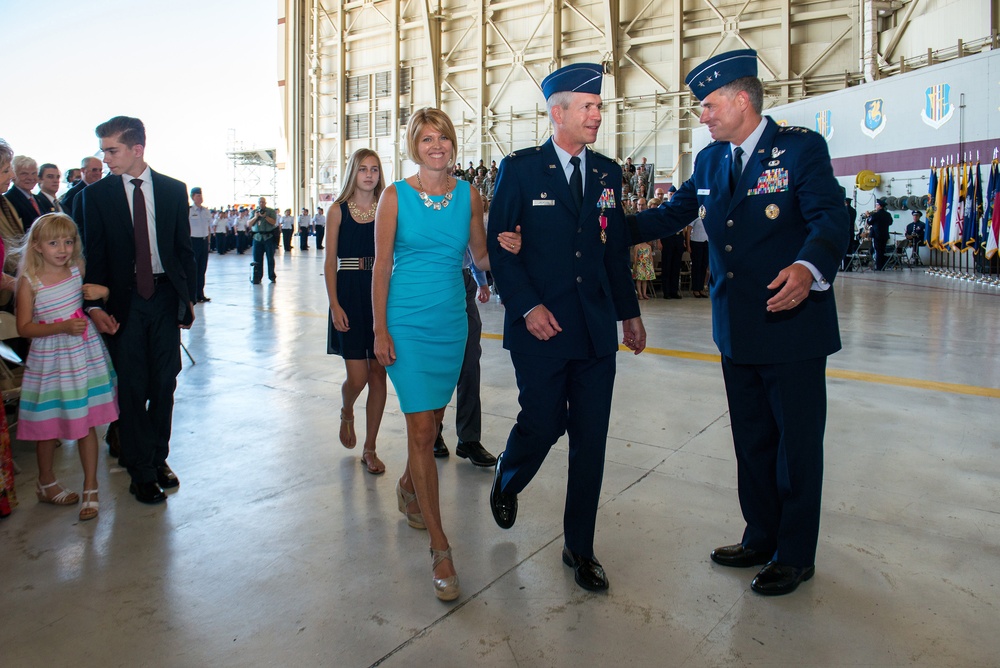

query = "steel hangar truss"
[{"left": 278, "top": 0, "right": 999, "bottom": 208}]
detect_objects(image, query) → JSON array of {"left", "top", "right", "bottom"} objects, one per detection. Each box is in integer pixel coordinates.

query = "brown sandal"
[
  {"left": 339, "top": 409, "right": 356, "bottom": 449},
  {"left": 361, "top": 449, "right": 385, "bottom": 475}
]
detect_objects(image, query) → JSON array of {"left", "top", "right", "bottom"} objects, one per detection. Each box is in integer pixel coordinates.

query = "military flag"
[
  {"left": 961, "top": 163, "right": 978, "bottom": 250},
  {"left": 931, "top": 165, "right": 946, "bottom": 249},
  {"left": 983, "top": 162, "right": 998, "bottom": 252},
  {"left": 987, "top": 168, "right": 1000, "bottom": 259},
  {"left": 949, "top": 163, "right": 965, "bottom": 250},
  {"left": 925, "top": 163, "right": 937, "bottom": 247},
  {"left": 941, "top": 165, "right": 955, "bottom": 249}
]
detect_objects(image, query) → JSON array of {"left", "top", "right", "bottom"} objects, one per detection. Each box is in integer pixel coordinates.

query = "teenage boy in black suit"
[{"left": 81, "top": 116, "right": 197, "bottom": 505}]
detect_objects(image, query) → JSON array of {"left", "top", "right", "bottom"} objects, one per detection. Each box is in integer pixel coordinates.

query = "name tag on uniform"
[
  {"left": 532, "top": 199, "right": 555, "bottom": 206},
  {"left": 697, "top": 188, "right": 711, "bottom": 196}
]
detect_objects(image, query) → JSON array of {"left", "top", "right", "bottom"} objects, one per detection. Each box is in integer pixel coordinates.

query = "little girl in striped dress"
[{"left": 16, "top": 213, "right": 118, "bottom": 521}]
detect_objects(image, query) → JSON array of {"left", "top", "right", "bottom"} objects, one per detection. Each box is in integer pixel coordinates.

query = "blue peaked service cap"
[
  {"left": 684, "top": 49, "right": 758, "bottom": 100},
  {"left": 542, "top": 63, "right": 603, "bottom": 100}
]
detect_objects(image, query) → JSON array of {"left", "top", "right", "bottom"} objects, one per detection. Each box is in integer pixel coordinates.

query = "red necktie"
[
  {"left": 30, "top": 195, "right": 40, "bottom": 215},
  {"left": 131, "top": 178, "right": 155, "bottom": 299}
]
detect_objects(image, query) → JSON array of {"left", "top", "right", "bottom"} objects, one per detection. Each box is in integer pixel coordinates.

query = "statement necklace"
[
  {"left": 416, "top": 173, "right": 453, "bottom": 211},
  {"left": 348, "top": 199, "right": 376, "bottom": 220}
]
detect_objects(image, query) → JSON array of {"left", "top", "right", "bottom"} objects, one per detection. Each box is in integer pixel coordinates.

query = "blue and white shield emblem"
[
  {"left": 860, "top": 99, "right": 885, "bottom": 139},
  {"left": 921, "top": 84, "right": 954, "bottom": 129},
  {"left": 815, "top": 110, "right": 834, "bottom": 141}
]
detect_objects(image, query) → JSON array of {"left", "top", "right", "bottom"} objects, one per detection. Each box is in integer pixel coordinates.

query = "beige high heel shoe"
[
  {"left": 36, "top": 480, "right": 79, "bottom": 506},
  {"left": 431, "top": 546, "right": 460, "bottom": 602},
  {"left": 395, "top": 480, "right": 426, "bottom": 530},
  {"left": 79, "top": 489, "right": 99, "bottom": 521}
]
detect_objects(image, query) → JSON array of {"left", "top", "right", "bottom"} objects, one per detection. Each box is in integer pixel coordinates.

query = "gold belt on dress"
[{"left": 337, "top": 256, "right": 375, "bottom": 271}]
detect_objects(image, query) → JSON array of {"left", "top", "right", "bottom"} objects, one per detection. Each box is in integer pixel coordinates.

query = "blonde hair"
[
  {"left": 16, "top": 213, "right": 84, "bottom": 286},
  {"left": 334, "top": 149, "right": 385, "bottom": 205},
  {"left": 405, "top": 108, "right": 458, "bottom": 167}
]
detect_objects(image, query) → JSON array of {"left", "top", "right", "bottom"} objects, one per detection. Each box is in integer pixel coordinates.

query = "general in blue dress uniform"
[
  {"left": 487, "top": 63, "right": 645, "bottom": 592},
  {"left": 630, "top": 49, "right": 849, "bottom": 595}
]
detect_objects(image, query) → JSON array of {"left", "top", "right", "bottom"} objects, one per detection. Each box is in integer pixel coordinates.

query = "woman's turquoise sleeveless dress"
[{"left": 385, "top": 178, "right": 470, "bottom": 413}]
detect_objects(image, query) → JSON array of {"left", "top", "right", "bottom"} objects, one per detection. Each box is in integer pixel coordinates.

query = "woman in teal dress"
[{"left": 373, "top": 108, "right": 518, "bottom": 602}]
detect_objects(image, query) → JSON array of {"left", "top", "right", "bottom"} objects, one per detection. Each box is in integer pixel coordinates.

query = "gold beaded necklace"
[{"left": 347, "top": 199, "right": 377, "bottom": 220}]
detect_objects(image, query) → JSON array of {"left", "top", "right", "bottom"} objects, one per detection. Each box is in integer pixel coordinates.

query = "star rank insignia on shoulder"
[{"left": 507, "top": 146, "right": 541, "bottom": 159}]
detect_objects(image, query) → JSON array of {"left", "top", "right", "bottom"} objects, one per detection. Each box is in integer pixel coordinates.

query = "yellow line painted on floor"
[
  {"left": 824, "top": 369, "right": 1000, "bottom": 398},
  {"left": 299, "top": 316, "right": 999, "bottom": 398}
]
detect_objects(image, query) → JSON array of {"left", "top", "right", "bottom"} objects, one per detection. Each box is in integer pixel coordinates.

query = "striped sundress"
[{"left": 17, "top": 266, "right": 118, "bottom": 441}]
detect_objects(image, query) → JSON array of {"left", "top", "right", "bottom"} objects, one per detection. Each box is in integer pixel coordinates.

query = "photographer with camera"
[{"left": 249, "top": 197, "right": 278, "bottom": 283}]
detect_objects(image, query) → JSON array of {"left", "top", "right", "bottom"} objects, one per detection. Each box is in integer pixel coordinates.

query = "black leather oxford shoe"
[
  {"left": 156, "top": 464, "right": 179, "bottom": 489},
  {"left": 489, "top": 453, "right": 517, "bottom": 529},
  {"left": 129, "top": 481, "right": 166, "bottom": 505},
  {"left": 562, "top": 546, "right": 609, "bottom": 591},
  {"left": 433, "top": 425, "right": 449, "bottom": 458},
  {"left": 710, "top": 543, "right": 772, "bottom": 568},
  {"left": 456, "top": 441, "right": 496, "bottom": 467},
  {"left": 751, "top": 561, "right": 815, "bottom": 596}
]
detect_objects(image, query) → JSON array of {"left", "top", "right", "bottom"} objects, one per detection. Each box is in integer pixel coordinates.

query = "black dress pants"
[
  {"left": 455, "top": 271, "right": 482, "bottom": 442},
  {"left": 107, "top": 288, "right": 181, "bottom": 485},
  {"left": 191, "top": 237, "right": 209, "bottom": 300},
  {"left": 660, "top": 234, "right": 685, "bottom": 297}
]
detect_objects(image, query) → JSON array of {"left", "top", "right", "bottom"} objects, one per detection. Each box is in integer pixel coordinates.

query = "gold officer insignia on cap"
[
  {"left": 699, "top": 205, "right": 707, "bottom": 219},
  {"left": 765, "top": 204, "right": 779, "bottom": 219}
]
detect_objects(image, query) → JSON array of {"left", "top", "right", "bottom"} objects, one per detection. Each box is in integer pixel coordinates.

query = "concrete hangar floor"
[{"left": 3, "top": 246, "right": 998, "bottom": 667}]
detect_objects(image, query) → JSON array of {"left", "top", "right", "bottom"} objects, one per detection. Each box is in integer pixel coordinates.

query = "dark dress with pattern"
[{"left": 327, "top": 201, "right": 376, "bottom": 360}]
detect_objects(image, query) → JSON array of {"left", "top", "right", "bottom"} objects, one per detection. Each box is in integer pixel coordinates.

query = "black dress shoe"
[
  {"left": 156, "top": 464, "right": 179, "bottom": 489},
  {"left": 751, "top": 561, "right": 815, "bottom": 596},
  {"left": 710, "top": 543, "right": 772, "bottom": 568},
  {"left": 433, "top": 425, "right": 449, "bottom": 458},
  {"left": 562, "top": 546, "right": 609, "bottom": 591},
  {"left": 456, "top": 441, "right": 497, "bottom": 467},
  {"left": 129, "top": 481, "right": 166, "bottom": 504},
  {"left": 489, "top": 453, "right": 517, "bottom": 529}
]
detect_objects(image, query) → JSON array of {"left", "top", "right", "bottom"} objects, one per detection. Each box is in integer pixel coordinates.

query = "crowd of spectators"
[{"left": 452, "top": 159, "right": 498, "bottom": 203}]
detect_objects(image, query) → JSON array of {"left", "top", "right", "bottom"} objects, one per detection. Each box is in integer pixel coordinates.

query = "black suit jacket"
[
  {"left": 81, "top": 170, "right": 197, "bottom": 328},
  {"left": 60, "top": 179, "right": 88, "bottom": 222},
  {"left": 3, "top": 186, "right": 41, "bottom": 229},
  {"left": 36, "top": 193, "right": 58, "bottom": 215}
]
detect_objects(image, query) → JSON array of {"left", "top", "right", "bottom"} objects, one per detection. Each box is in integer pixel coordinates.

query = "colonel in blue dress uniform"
[
  {"left": 630, "top": 49, "right": 848, "bottom": 595},
  {"left": 487, "top": 63, "right": 646, "bottom": 592}
]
